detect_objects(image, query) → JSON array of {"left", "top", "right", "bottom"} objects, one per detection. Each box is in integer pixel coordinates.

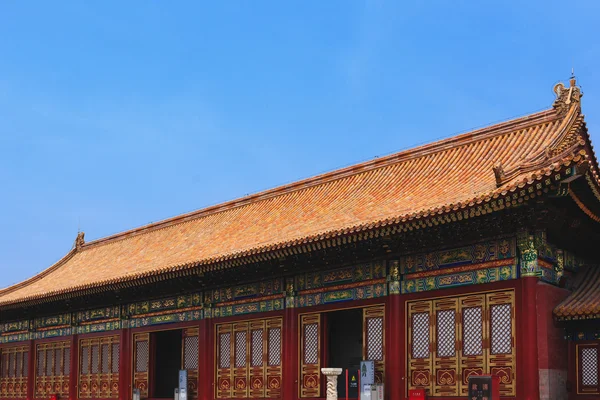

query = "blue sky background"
[{"left": 0, "top": 1, "right": 599, "bottom": 287}]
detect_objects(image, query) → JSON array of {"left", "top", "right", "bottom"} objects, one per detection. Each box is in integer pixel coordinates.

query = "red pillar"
[
  {"left": 387, "top": 291, "right": 403, "bottom": 400},
  {"left": 119, "top": 328, "right": 131, "bottom": 400},
  {"left": 282, "top": 302, "right": 298, "bottom": 400},
  {"left": 198, "top": 317, "right": 212, "bottom": 400},
  {"left": 520, "top": 277, "right": 540, "bottom": 400},
  {"left": 26, "top": 340, "right": 35, "bottom": 400},
  {"left": 69, "top": 334, "right": 78, "bottom": 400}
]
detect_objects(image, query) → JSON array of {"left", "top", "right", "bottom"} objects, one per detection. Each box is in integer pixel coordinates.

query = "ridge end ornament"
[
  {"left": 553, "top": 73, "right": 582, "bottom": 115},
  {"left": 74, "top": 231, "right": 85, "bottom": 251},
  {"left": 492, "top": 162, "right": 506, "bottom": 187}
]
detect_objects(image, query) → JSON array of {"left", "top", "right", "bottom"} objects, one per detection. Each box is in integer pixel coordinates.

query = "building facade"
[{"left": 0, "top": 78, "right": 598, "bottom": 400}]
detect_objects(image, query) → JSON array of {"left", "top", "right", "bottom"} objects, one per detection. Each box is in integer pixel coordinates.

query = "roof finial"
[
  {"left": 74, "top": 231, "right": 85, "bottom": 251},
  {"left": 570, "top": 68, "right": 576, "bottom": 87}
]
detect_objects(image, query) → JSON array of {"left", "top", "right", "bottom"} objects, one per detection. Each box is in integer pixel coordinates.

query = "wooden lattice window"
[
  {"left": 35, "top": 341, "right": 71, "bottom": 398},
  {"left": 0, "top": 346, "right": 29, "bottom": 398},
  {"left": 133, "top": 333, "right": 149, "bottom": 399},
  {"left": 299, "top": 314, "right": 320, "bottom": 398},
  {"left": 407, "top": 290, "right": 516, "bottom": 397},
  {"left": 364, "top": 305, "right": 385, "bottom": 384},
  {"left": 182, "top": 328, "right": 199, "bottom": 400},
  {"left": 216, "top": 318, "right": 283, "bottom": 399},
  {"left": 577, "top": 343, "right": 599, "bottom": 395},
  {"left": 79, "top": 336, "right": 120, "bottom": 399}
]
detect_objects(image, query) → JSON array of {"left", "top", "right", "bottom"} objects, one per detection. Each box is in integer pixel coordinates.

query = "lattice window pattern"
[
  {"left": 1, "top": 354, "right": 7, "bottom": 378},
  {"left": 268, "top": 328, "right": 281, "bottom": 366},
  {"left": 135, "top": 340, "right": 149, "bottom": 373},
  {"left": 54, "top": 349, "right": 62, "bottom": 377},
  {"left": 436, "top": 310, "right": 456, "bottom": 358},
  {"left": 183, "top": 336, "right": 199, "bottom": 370},
  {"left": 101, "top": 344, "right": 109, "bottom": 373},
  {"left": 45, "top": 350, "right": 53, "bottom": 376},
  {"left": 251, "top": 330, "right": 263, "bottom": 367},
  {"left": 304, "top": 323, "right": 319, "bottom": 364},
  {"left": 463, "top": 307, "right": 483, "bottom": 356},
  {"left": 8, "top": 353, "right": 15, "bottom": 378},
  {"left": 490, "top": 304, "right": 512, "bottom": 354},
  {"left": 235, "top": 331, "right": 247, "bottom": 368},
  {"left": 23, "top": 352, "right": 28, "bottom": 377},
  {"left": 36, "top": 350, "right": 44, "bottom": 377},
  {"left": 112, "top": 344, "right": 119, "bottom": 373},
  {"left": 81, "top": 346, "right": 90, "bottom": 375},
  {"left": 0, "top": 346, "right": 29, "bottom": 399},
  {"left": 412, "top": 312, "right": 430, "bottom": 359},
  {"left": 35, "top": 341, "right": 71, "bottom": 398},
  {"left": 367, "top": 317, "right": 384, "bottom": 361},
  {"left": 64, "top": 348, "right": 70, "bottom": 376},
  {"left": 91, "top": 345, "right": 99, "bottom": 374},
  {"left": 219, "top": 333, "right": 231, "bottom": 369},
  {"left": 16, "top": 352, "right": 22, "bottom": 378},
  {"left": 582, "top": 348, "right": 598, "bottom": 386}
]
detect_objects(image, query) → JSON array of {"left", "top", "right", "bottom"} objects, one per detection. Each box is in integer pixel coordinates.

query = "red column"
[
  {"left": 27, "top": 340, "right": 35, "bottom": 400},
  {"left": 520, "top": 277, "right": 540, "bottom": 400},
  {"left": 69, "top": 334, "right": 78, "bottom": 400},
  {"left": 198, "top": 318, "right": 211, "bottom": 400},
  {"left": 119, "top": 328, "right": 130, "bottom": 400},
  {"left": 387, "top": 292, "right": 403, "bottom": 400},
  {"left": 282, "top": 302, "right": 298, "bottom": 400}
]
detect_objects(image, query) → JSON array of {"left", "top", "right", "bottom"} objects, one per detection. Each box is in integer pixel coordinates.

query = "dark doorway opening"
[
  {"left": 152, "top": 329, "right": 182, "bottom": 399},
  {"left": 326, "top": 308, "right": 363, "bottom": 398}
]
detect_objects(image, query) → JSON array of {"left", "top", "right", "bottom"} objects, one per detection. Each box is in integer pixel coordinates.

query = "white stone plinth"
[{"left": 321, "top": 368, "right": 343, "bottom": 400}]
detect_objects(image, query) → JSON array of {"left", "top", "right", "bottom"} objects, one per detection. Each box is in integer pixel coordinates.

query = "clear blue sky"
[{"left": 1, "top": 1, "right": 599, "bottom": 288}]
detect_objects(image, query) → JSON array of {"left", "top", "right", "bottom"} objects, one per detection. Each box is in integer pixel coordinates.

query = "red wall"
[{"left": 536, "top": 281, "right": 570, "bottom": 400}]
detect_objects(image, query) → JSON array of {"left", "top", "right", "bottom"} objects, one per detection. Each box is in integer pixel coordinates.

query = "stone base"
[{"left": 539, "top": 369, "right": 568, "bottom": 400}]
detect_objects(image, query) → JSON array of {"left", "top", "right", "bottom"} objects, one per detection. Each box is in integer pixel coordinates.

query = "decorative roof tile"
[
  {"left": 0, "top": 79, "right": 596, "bottom": 307},
  {"left": 554, "top": 266, "right": 600, "bottom": 321}
]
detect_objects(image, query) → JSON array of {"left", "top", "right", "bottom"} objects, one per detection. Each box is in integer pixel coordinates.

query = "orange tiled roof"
[
  {"left": 0, "top": 79, "right": 597, "bottom": 307},
  {"left": 554, "top": 266, "right": 600, "bottom": 320}
]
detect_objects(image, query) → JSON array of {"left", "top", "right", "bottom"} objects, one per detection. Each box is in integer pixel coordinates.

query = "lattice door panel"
[
  {"left": 407, "top": 301, "right": 433, "bottom": 394},
  {"left": 133, "top": 333, "right": 150, "bottom": 399},
  {"left": 215, "top": 318, "right": 283, "bottom": 399},
  {"left": 486, "top": 291, "right": 515, "bottom": 397},
  {"left": 363, "top": 305, "right": 385, "bottom": 384},
  {"left": 232, "top": 322, "right": 250, "bottom": 398},
  {"left": 79, "top": 335, "right": 120, "bottom": 399},
  {"left": 265, "top": 318, "right": 283, "bottom": 399},
  {"left": 458, "top": 294, "right": 486, "bottom": 396},
  {"left": 216, "top": 324, "right": 233, "bottom": 399},
  {"left": 577, "top": 343, "right": 599, "bottom": 395},
  {"left": 35, "top": 341, "right": 71, "bottom": 398},
  {"left": 248, "top": 320, "right": 265, "bottom": 398},
  {"left": 300, "top": 313, "right": 320, "bottom": 398},
  {"left": 432, "top": 299, "right": 458, "bottom": 397},
  {"left": 182, "top": 328, "right": 199, "bottom": 400},
  {"left": 0, "top": 346, "right": 28, "bottom": 398}
]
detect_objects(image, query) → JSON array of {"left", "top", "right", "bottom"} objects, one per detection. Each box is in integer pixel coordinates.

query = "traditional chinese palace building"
[{"left": 1, "top": 78, "right": 599, "bottom": 400}]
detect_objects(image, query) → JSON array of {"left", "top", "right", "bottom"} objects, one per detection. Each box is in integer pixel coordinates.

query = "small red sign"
[{"left": 409, "top": 388, "right": 426, "bottom": 400}]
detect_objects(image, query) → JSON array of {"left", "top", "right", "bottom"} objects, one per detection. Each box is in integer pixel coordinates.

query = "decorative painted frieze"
[
  {"left": 400, "top": 237, "right": 515, "bottom": 275},
  {"left": 402, "top": 261, "right": 516, "bottom": 294},
  {"left": 207, "top": 279, "right": 284, "bottom": 304},
  {"left": 294, "top": 262, "right": 386, "bottom": 292},
  {"left": 295, "top": 280, "right": 387, "bottom": 308}
]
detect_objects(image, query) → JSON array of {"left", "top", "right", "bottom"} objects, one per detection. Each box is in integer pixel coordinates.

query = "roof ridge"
[{"left": 81, "top": 108, "right": 558, "bottom": 250}]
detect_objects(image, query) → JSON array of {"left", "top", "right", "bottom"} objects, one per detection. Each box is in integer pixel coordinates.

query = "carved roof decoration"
[
  {"left": 74, "top": 232, "right": 85, "bottom": 251},
  {"left": 1, "top": 79, "right": 599, "bottom": 308}
]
